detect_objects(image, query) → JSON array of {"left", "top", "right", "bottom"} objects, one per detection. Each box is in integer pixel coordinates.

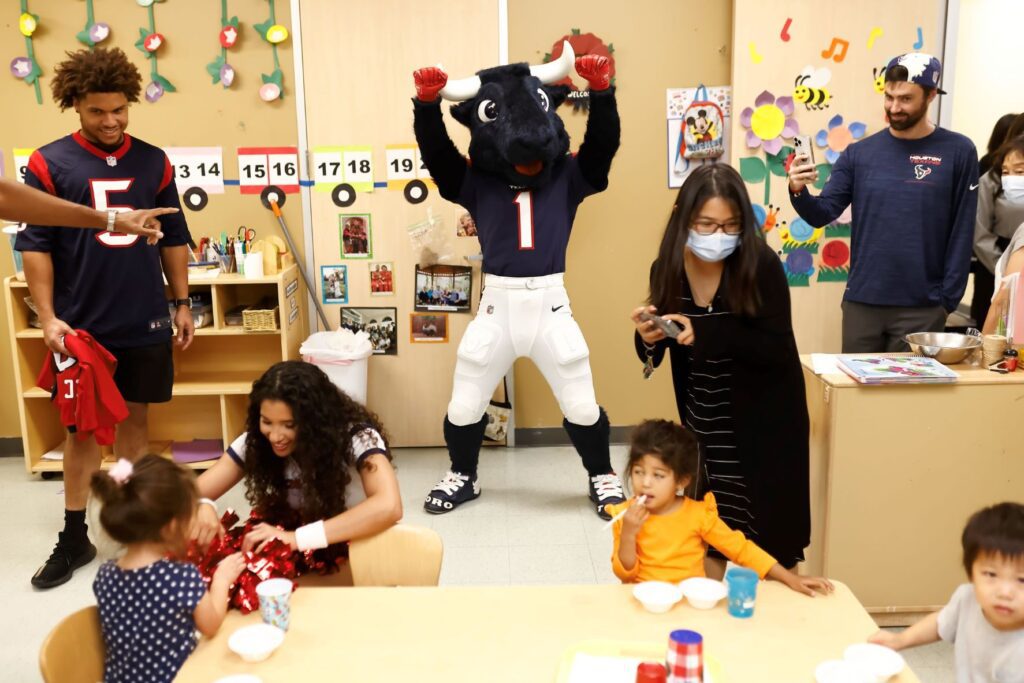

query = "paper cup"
[
  {"left": 983, "top": 335, "right": 1007, "bottom": 366},
  {"left": 255, "top": 578, "right": 293, "bottom": 631},
  {"left": 244, "top": 252, "right": 265, "bottom": 279}
]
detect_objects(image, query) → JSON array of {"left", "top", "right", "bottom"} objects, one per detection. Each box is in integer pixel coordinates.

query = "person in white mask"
[
  {"left": 628, "top": 163, "right": 811, "bottom": 580},
  {"left": 982, "top": 136, "right": 1024, "bottom": 334}
]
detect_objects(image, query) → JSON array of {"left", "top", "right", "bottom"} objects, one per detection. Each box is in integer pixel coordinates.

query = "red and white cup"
[{"left": 666, "top": 629, "right": 703, "bottom": 683}]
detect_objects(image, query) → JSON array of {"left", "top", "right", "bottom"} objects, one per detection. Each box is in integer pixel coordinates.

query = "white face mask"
[
  {"left": 1002, "top": 175, "right": 1024, "bottom": 204},
  {"left": 687, "top": 231, "right": 740, "bottom": 262}
]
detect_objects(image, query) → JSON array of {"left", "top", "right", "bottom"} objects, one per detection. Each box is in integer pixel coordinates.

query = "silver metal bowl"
[{"left": 905, "top": 332, "right": 981, "bottom": 364}]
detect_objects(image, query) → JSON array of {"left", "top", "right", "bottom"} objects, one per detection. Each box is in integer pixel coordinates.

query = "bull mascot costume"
[{"left": 412, "top": 43, "right": 625, "bottom": 519}]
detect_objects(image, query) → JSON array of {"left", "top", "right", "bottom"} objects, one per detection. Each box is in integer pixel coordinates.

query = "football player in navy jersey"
[
  {"left": 412, "top": 44, "right": 626, "bottom": 519},
  {"left": 16, "top": 48, "right": 192, "bottom": 589}
]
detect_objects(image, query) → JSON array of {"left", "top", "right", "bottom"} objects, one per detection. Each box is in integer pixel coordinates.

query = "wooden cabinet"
[
  {"left": 801, "top": 355, "right": 1024, "bottom": 624},
  {"left": 3, "top": 266, "right": 308, "bottom": 474}
]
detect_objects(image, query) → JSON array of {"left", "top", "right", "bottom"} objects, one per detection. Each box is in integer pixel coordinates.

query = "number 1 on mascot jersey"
[{"left": 514, "top": 191, "right": 534, "bottom": 250}]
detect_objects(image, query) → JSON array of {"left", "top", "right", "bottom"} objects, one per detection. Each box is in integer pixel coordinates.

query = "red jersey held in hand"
[{"left": 36, "top": 330, "right": 129, "bottom": 445}]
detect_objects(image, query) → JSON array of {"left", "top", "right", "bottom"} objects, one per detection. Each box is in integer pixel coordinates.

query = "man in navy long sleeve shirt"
[{"left": 788, "top": 53, "right": 978, "bottom": 352}]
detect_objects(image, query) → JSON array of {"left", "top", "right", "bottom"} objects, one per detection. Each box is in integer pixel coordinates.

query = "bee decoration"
[
  {"left": 793, "top": 65, "right": 832, "bottom": 111},
  {"left": 871, "top": 64, "right": 888, "bottom": 94}
]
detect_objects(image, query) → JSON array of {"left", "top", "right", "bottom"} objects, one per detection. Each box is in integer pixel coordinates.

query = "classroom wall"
[
  {"left": 507, "top": 0, "right": 734, "bottom": 429},
  {"left": 949, "top": 0, "right": 1024, "bottom": 154},
  {"left": 0, "top": 0, "right": 301, "bottom": 438}
]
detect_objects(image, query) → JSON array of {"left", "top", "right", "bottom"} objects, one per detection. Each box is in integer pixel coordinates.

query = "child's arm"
[
  {"left": 612, "top": 501, "right": 648, "bottom": 582},
  {"left": 193, "top": 552, "right": 245, "bottom": 638},
  {"left": 765, "top": 563, "right": 834, "bottom": 597},
  {"left": 868, "top": 611, "right": 940, "bottom": 651}
]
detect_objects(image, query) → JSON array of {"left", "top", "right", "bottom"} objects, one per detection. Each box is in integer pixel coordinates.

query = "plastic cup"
[
  {"left": 255, "top": 578, "right": 293, "bottom": 631},
  {"left": 219, "top": 253, "right": 235, "bottom": 274},
  {"left": 725, "top": 567, "right": 759, "bottom": 618},
  {"left": 244, "top": 252, "right": 265, "bottom": 279},
  {"left": 234, "top": 242, "right": 247, "bottom": 275}
]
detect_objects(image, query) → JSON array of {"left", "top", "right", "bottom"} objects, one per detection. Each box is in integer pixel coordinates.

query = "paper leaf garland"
[
  {"left": 207, "top": 1, "right": 240, "bottom": 88},
  {"left": 136, "top": 1, "right": 174, "bottom": 101},
  {"left": 13, "top": 2, "right": 42, "bottom": 104},
  {"left": 255, "top": 0, "right": 287, "bottom": 102},
  {"left": 77, "top": 1, "right": 110, "bottom": 48}
]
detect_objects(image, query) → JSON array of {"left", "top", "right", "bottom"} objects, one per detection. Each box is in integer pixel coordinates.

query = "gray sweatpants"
[{"left": 841, "top": 300, "right": 948, "bottom": 353}]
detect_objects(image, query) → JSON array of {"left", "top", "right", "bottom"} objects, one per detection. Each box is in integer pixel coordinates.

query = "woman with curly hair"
[{"left": 191, "top": 361, "right": 402, "bottom": 574}]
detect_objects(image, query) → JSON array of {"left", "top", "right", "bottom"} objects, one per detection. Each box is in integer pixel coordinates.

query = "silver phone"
[
  {"left": 793, "top": 134, "right": 815, "bottom": 165},
  {"left": 640, "top": 311, "right": 683, "bottom": 338}
]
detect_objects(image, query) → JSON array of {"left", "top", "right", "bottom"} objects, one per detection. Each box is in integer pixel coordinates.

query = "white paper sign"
[
  {"left": 385, "top": 145, "right": 417, "bottom": 182},
  {"left": 13, "top": 148, "right": 34, "bottom": 184},
  {"left": 237, "top": 153, "right": 269, "bottom": 190},
  {"left": 343, "top": 149, "right": 374, "bottom": 186},
  {"left": 165, "top": 147, "right": 225, "bottom": 193},
  {"left": 268, "top": 153, "right": 299, "bottom": 187},
  {"left": 313, "top": 148, "right": 344, "bottom": 186}
]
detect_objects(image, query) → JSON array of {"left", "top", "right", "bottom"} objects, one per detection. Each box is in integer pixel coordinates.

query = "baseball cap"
[{"left": 884, "top": 52, "right": 947, "bottom": 94}]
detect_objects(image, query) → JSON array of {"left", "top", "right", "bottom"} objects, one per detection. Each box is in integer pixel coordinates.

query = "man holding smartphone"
[{"left": 787, "top": 53, "right": 978, "bottom": 352}]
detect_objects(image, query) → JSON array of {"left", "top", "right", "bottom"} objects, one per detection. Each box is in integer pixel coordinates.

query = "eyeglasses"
[{"left": 691, "top": 219, "right": 743, "bottom": 236}]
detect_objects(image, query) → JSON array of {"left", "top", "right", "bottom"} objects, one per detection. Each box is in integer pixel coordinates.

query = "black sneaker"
[
  {"left": 424, "top": 471, "right": 480, "bottom": 514},
  {"left": 588, "top": 473, "right": 626, "bottom": 520},
  {"left": 31, "top": 532, "right": 97, "bottom": 589}
]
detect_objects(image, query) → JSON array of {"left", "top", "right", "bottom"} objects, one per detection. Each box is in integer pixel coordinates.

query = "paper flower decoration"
[
  {"left": 136, "top": 0, "right": 155, "bottom": 6},
  {"left": 77, "top": 1, "right": 111, "bottom": 47},
  {"left": 89, "top": 23, "right": 110, "bottom": 43},
  {"left": 265, "top": 24, "right": 288, "bottom": 44},
  {"left": 220, "top": 25, "right": 239, "bottom": 48},
  {"left": 143, "top": 32, "right": 165, "bottom": 52},
  {"left": 10, "top": 57, "right": 33, "bottom": 79},
  {"left": 778, "top": 217, "right": 823, "bottom": 254},
  {"left": 145, "top": 81, "right": 164, "bottom": 102},
  {"left": 815, "top": 115, "right": 868, "bottom": 164},
  {"left": 818, "top": 240, "right": 851, "bottom": 282},
  {"left": 782, "top": 248, "right": 814, "bottom": 286},
  {"left": 220, "top": 63, "right": 235, "bottom": 87},
  {"left": 259, "top": 83, "right": 281, "bottom": 101},
  {"left": 740, "top": 91, "right": 800, "bottom": 155},
  {"left": 19, "top": 12, "right": 37, "bottom": 36}
]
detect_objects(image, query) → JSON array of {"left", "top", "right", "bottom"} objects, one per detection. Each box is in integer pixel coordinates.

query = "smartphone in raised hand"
[{"left": 793, "top": 134, "right": 815, "bottom": 165}]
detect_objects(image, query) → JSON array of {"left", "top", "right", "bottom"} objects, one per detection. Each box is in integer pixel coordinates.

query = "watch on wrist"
[
  {"left": 173, "top": 298, "right": 192, "bottom": 309},
  {"left": 105, "top": 210, "right": 117, "bottom": 232}
]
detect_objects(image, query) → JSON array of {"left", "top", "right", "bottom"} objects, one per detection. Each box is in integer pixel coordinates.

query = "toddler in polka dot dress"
[{"left": 90, "top": 455, "right": 245, "bottom": 683}]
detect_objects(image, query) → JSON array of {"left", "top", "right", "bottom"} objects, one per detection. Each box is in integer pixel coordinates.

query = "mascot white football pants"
[{"left": 446, "top": 273, "right": 600, "bottom": 427}]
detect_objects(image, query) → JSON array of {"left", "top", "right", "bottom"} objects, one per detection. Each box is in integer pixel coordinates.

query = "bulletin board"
[
  {"left": 730, "top": 0, "right": 946, "bottom": 353},
  {"left": 297, "top": 0, "right": 500, "bottom": 446},
  {"left": 0, "top": 0, "right": 305, "bottom": 438}
]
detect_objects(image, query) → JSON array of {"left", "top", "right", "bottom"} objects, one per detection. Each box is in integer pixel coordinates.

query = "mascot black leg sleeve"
[
  {"left": 563, "top": 407, "right": 612, "bottom": 477},
  {"left": 444, "top": 414, "right": 488, "bottom": 475}
]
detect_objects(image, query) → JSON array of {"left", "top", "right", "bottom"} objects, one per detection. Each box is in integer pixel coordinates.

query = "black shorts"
[{"left": 111, "top": 340, "right": 174, "bottom": 404}]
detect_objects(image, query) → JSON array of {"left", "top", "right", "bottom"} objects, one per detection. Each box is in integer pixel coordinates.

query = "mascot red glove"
[
  {"left": 575, "top": 55, "right": 611, "bottom": 91},
  {"left": 414, "top": 66, "right": 448, "bottom": 103}
]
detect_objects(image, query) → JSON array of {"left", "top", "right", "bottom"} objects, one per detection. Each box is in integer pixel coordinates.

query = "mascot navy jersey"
[
  {"left": 458, "top": 155, "right": 596, "bottom": 277},
  {"left": 15, "top": 132, "right": 190, "bottom": 349}
]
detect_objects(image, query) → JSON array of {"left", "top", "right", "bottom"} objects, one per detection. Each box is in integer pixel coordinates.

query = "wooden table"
[
  {"left": 177, "top": 581, "right": 919, "bottom": 682},
  {"left": 801, "top": 354, "right": 1024, "bottom": 623}
]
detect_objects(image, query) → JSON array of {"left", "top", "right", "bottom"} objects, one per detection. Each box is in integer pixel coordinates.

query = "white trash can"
[{"left": 300, "top": 332, "right": 373, "bottom": 405}]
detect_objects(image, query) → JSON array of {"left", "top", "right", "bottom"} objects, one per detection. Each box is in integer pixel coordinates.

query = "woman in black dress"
[{"left": 630, "top": 163, "right": 809, "bottom": 577}]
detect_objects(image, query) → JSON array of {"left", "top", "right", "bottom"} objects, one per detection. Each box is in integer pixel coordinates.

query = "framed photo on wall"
[
  {"left": 321, "top": 265, "right": 348, "bottom": 304},
  {"left": 340, "top": 214, "right": 372, "bottom": 259},
  {"left": 341, "top": 307, "right": 397, "bottom": 355},
  {"left": 410, "top": 312, "right": 448, "bottom": 343},
  {"left": 369, "top": 261, "right": 394, "bottom": 296},
  {"left": 414, "top": 264, "right": 472, "bottom": 313}
]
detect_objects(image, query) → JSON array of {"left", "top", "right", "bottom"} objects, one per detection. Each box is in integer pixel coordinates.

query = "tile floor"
[{"left": 1, "top": 446, "right": 953, "bottom": 682}]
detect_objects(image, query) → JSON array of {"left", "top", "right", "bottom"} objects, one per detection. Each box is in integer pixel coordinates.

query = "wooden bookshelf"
[{"left": 4, "top": 266, "right": 309, "bottom": 474}]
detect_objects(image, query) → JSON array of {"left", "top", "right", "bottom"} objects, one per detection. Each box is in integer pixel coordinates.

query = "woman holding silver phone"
[{"left": 629, "top": 163, "right": 810, "bottom": 578}]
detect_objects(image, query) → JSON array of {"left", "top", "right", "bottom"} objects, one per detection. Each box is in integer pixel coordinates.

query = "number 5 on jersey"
[{"left": 514, "top": 191, "right": 534, "bottom": 250}]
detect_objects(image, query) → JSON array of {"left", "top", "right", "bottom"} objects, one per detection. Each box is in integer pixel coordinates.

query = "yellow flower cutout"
[
  {"left": 266, "top": 25, "right": 289, "bottom": 44},
  {"left": 19, "top": 13, "right": 38, "bottom": 37}
]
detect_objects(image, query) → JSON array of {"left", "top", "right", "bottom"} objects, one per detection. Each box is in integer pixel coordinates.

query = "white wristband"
[
  {"left": 106, "top": 210, "right": 117, "bottom": 232},
  {"left": 295, "top": 520, "right": 329, "bottom": 551},
  {"left": 198, "top": 497, "right": 218, "bottom": 514}
]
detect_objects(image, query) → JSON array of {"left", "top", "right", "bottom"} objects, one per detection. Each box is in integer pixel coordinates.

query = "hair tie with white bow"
[{"left": 108, "top": 458, "right": 134, "bottom": 485}]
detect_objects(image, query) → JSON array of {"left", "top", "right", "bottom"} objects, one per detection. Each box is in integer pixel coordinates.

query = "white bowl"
[
  {"left": 227, "top": 623, "right": 285, "bottom": 663},
  {"left": 844, "top": 643, "right": 905, "bottom": 681},
  {"left": 213, "top": 676, "right": 263, "bottom": 683},
  {"left": 632, "top": 581, "right": 683, "bottom": 613},
  {"left": 679, "top": 577, "right": 728, "bottom": 609},
  {"left": 815, "top": 660, "right": 872, "bottom": 683}
]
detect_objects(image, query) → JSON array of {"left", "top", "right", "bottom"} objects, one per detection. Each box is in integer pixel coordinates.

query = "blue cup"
[{"left": 725, "top": 567, "right": 759, "bottom": 618}]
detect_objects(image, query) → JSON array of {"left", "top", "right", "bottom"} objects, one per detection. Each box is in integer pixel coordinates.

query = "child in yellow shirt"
[{"left": 608, "top": 420, "right": 832, "bottom": 596}]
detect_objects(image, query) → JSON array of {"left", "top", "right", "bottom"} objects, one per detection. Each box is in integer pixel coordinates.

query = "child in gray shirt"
[{"left": 870, "top": 502, "right": 1024, "bottom": 683}]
